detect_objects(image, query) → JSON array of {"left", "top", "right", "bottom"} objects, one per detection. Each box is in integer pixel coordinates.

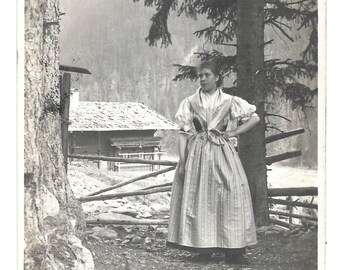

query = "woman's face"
[{"left": 198, "top": 68, "right": 219, "bottom": 93}]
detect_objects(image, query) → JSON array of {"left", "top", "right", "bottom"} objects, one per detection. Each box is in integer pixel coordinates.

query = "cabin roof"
[{"left": 69, "top": 101, "right": 178, "bottom": 131}]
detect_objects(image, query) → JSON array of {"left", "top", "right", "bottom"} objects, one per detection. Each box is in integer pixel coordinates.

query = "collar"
[{"left": 197, "top": 87, "right": 222, "bottom": 97}]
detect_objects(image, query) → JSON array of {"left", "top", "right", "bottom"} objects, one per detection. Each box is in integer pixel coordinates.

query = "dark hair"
[{"left": 197, "top": 60, "right": 224, "bottom": 87}]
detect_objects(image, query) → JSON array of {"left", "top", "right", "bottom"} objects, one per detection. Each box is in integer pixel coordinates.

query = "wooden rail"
[
  {"left": 269, "top": 210, "right": 317, "bottom": 221},
  {"left": 267, "top": 187, "right": 318, "bottom": 197},
  {"left": 142, "top": 181, "right": 173, "bottom": 190},
  {"left": 79, "top": 186, "right": 172, "bottom": 203},
  {"left": 269, "top": 218, "right": 301, "bottom": 229},
  {"left": 68, "top": 154, "right": 178, "bottom": 166},
  {"left": 69, "top": 149, "right": 302, "bottom": 168},
  {"left": 265, "top": 128, "right": 305, "bottom": 144},
  {"left": 268, "top": 198, "right": 318, "bottom": 209},
  {"left": 266, "top": 151, "right": 302, "bottom": 165},
  {"left": 86, "top": 166, "right": 175, "bottom": 196}
]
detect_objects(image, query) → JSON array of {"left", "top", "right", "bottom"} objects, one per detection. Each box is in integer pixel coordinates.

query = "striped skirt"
[{"left": 167, "top": 132, "right": 257, "bottom": 253}]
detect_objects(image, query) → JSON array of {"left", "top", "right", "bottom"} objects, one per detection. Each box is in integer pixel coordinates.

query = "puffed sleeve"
[
  {"left": 175, "top": 98, "right": 194, "bottom": 134},
  {"left": 230, "top": 96, "right": 258, "bottom": 122}
]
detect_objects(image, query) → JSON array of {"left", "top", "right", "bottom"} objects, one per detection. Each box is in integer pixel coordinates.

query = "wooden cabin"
[{"left": 68, "top": 89, "right": 178, "bottom": 171}]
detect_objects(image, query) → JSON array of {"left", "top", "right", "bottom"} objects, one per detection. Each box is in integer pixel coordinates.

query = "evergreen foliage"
[{"left": 135, "top": 0, "right": 318, "bottom": 111}]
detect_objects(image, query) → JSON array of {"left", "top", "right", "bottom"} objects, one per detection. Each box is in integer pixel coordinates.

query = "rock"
[
  {"left": 92, "top": 227, "right": 118, "bottom": 240},
  {"left": 91, "top": 226, "right": 103, "bottom": 233},
  {"left": 40, "top": 184, "right": 60, "bottom": 218},
  {"left": 122, "top": 239, "right": 130, "bottom": 244},
  {"left": 66, "top": 235, "right": 95, "bottom": 270},
  {"left": 265, "top": 230, "right": 281, "bottom": 236},
  {"left": 256, "top": 226, "right": 271, "bottom": 234},
  {"left": 144, "top": 237, "right": 153, "bottom": 245},
  {"left": 139, "top": 230, "right": 148, "bottom": 237},
  {"left": 115, "top": 199, "right": 128, "bottom": 204},
  {"left": 301, "top": 218, "right": 317, "bottom": 229},
  {"left": 290, "top": 227, "right": 302, "bottom": 235},
  {"left": 131, "top": 236, "right": 143, "bottom": 244},
  {"left": 125, "top": 234, "right": 135, "bottom": 240},
  {"left": 148, "top": 225, "right": 158, "bottom": 231},
  {"left": 88, "top": 234, "right": 102, "bottom": 242},
  {"left": 97, "top": 212, "right": 136, "bottom": 221},
  {"left": 151, "top": 203, "right": 165, "bottom": 212},
  {"left": 123, "top": 226, "right": 134, "bottom": 234},
  {"left": 108, "top": 200, "right": 123, "bottom": 208},
  {"left": 138, "top": 211, "right": 152, "bottom": 218},
  {"left": 67, "top": 235, "right": 82, "bottom": 246},
  {"left": 156, "top": 227, "right": 168, "bottom": 236},
  {"left": 257, "top": 225, "right": 286, "bottom": 235},
  {"left": 113, "top": 209, "right": 139, "bottom": 218},
  {"left": 295, "top": 231, "right": 305, "bottom": 237},
  {"left": 310, "top": 225, "right": 317, "bottom": 231},
  {"left": 299, "top": 229, "right": 314, "bottom": 239}
]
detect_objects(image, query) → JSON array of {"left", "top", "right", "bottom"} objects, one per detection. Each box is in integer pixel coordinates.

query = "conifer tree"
[{"left": 134, "top": 0, "right": 318, "bottom": 225}]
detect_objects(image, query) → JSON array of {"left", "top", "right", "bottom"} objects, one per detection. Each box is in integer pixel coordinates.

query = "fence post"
[{"left": 287, "top": 196, "right": 293, "bottom": 225}]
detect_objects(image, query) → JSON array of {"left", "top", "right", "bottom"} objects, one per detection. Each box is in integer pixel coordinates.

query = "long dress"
[{"left": 166, "top": 88, "right": 257, "bottom": 253}]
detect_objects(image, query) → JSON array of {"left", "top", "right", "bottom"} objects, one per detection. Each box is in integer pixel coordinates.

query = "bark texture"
[
  {"left": 24, "top": 0, "right": 94, "bottom": 268},
  {"left": 236, "top": 0, "right": 269, "bottom": 225}
]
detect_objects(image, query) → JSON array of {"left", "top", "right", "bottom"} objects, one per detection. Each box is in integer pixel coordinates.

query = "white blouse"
[{"left": 175, "top": 89, "right": 257, "bottom": 133}]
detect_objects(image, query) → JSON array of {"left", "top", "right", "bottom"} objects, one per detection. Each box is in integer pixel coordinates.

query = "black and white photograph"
[{"left": 20, "top": 0, "right": 326, "bottom": 269}]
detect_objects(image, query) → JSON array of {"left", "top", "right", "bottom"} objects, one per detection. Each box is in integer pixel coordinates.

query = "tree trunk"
[
  {"left": 236, "top": 0, "right": 269, "bottom": 225},
  {"left": 24, "top": 0, "right": 94, "bottom": 268}
]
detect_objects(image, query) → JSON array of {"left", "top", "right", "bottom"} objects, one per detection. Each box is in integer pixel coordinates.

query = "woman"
[{"left": 166, "top": 60, "right": 259, "bottom": 263}]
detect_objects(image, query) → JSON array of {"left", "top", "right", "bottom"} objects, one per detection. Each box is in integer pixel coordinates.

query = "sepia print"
[{"left": 23, "top": 0, "right": 325, "bottom": 269}]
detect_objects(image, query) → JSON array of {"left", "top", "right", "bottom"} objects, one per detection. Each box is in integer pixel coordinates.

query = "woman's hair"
[{"left": 197, "top": 60, "right": 224, "bottom": 87}]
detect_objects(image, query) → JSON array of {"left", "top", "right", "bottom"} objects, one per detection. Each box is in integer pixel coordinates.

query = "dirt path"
[{"left": 83, "top": 225, "right": 317, "bottom": 270}]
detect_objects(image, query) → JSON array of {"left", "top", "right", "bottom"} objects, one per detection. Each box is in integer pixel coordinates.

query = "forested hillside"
[{"left": 60, "top": 0, "right": 317, "bottom": 168}]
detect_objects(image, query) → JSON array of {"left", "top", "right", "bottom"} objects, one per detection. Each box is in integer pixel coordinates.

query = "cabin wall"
[
  {"left": 69, "top": 130, "right": 157, "bottom": 156},
  {"left": 69, "top": 130, "right": 166, "bottom": 171}
]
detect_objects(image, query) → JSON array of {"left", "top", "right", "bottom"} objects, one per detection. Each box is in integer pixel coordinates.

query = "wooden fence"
[
  {"left": 267, "top": 188, "right": 318, "bottom": 228},
  {"left": 69, "top": 150, "right": 317, "bottom": 229}
]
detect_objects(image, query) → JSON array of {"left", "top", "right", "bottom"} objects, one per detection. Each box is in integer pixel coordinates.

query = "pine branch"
[
  {"left": 265, "top": 59, "right": 317, "bottom": 79},
  {"left": 269, "top": 21, "right": 294, "bottom": 42},
  {"left": 265, "top": 58, "right": 282, "bottom": 63},
  {"left": 172, "top": 64, "right": 198, "bottom": 82},
  {"left": 298, "top": 10, "right": 317, "bottom": 30},
  {"left": 266, "top": 125, "right": 285, "bottom": 133},
  {"left": 264, "top": 4, "right": 314, "bottom": 25},
  {"left": 178, "top": 0, "right": 198, "bottom": 19},
  {"left": 280, "top": 83, "right": 317, "bottom": 110},
  {"left": 271, "top": 19, "right": 292, "bottom": 29},
  {"left": 144, "top": 0, "right": 177, "bottom": 47},
  {"left": 301, "top": 27, "right": 317, "bottom": 63},
  {"left": 193, "top": 26, "right": 235, "bottom": 44},
  {"left": 178, "top": 0, "right": 237, "bottom": 25},
  {"left": 265, "top": 113, "right": 292, "bottom": 122},
  {"left": 172, "top": 51, "right": 236, "bottom": 82},
  {"left": 264, "top": 39, "right": 275, "bottom": 46}
]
